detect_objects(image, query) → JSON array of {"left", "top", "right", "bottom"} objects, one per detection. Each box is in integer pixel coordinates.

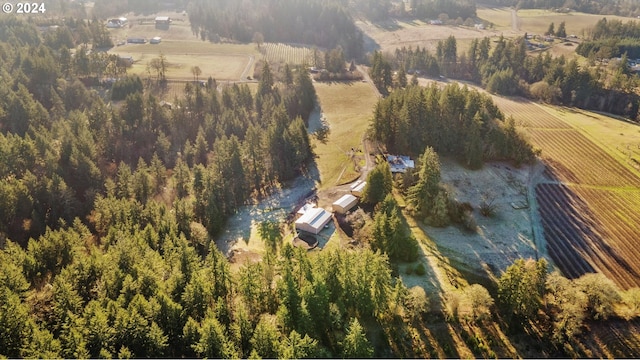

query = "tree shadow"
[{"left": 535, "top": 180, "right": 640, "bottom": 287}]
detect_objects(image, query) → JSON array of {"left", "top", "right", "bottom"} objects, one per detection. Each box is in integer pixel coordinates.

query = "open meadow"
[
  {"left": 516, "top": 9, "right": 638, "bottom": 35},
  {"left": 107, "top": 16, "right": 260, "bottom": 81},
  {"left": 495, "top": 95, "right": 640, "bottom": 289},
  {"left": 355, "top": 18, "right": 513, "bottom": 54},
  {"left": 311, "top": 81, "right": 379, "bottom": 189}
]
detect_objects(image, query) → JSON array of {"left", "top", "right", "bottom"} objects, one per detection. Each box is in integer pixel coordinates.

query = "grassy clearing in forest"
[
  {"left": 110, "top": 41, "right": 255, "bottom": 81},
  {"left": 312, "top": 81, "right": 379, "bottom": 189}
]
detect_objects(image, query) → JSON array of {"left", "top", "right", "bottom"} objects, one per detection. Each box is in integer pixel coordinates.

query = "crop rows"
[
  {"left": 536, "top": 183, "right": 640, "bottom": 289},
  {"left": 262, "top": 43, "right": 313, "bottom": 65},
  {"left": 492, "top": 96, "right": 571, "bottom": 129},
  {"left": 527, "top": 128, "right": 640, "bottom": 187}
]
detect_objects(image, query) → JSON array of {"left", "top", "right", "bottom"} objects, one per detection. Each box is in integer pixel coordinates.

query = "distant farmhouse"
[
  {"left": 107, "top": 17, "right": 127, "bottom": 28},
  {"left": 155, "top": 16, "right": 172, "bottom": 29},
  {"left": 127, "top": 37, "right": 147, "bottom": 44},
  {"left": 387, "top": 155, "right": 415, "bottom": 173}
]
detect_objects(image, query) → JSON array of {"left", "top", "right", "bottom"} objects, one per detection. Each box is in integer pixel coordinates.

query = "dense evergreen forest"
[
  {"left": 577, "top": 18, "right": 640, "bottom": 59},
  {"left": 0, "top": 5, "right": 640, "bottom": 358},
  {"left": 187, "top": 0, "right": 363, "bottom": 59},
  {"left": 481, "top": 0, "right": 640, "bottom": 16},
  {"left": 369, "top": 83, "right": 536, "bottom": 167},
  {"left": 373, "top": 33, "right": 640, "bottom": 120}
]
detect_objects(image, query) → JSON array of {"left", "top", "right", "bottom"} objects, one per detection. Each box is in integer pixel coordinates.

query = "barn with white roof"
[{"left": 295, "top": 207, "right": 332, "bottom": 234}]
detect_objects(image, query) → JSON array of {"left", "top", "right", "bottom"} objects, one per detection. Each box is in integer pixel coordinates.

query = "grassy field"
[
  {"left": 476, "top": 6, "right": 514, "bottom": 31},
  {"left": 109, "top": 40, "right": 256, "bottom": 81},
  {"left": 541, "top": 106, "right": 640, "bottom": 172},
  {"left": 516, "top": 9, "right": 638, "bottom": 35},
  {"left": 312, "top": 82, "right": 379, "bottom": 189}
]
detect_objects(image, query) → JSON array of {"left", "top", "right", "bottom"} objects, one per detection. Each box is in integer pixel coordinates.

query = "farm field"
[
  {"left": 109, "top": 41, "right": 255, "bottom": 81},
  {"left": 516, "top": 9, "right": 638, "bottom": 35},
  {"left": 496, "top": 95, "right": 640, "bottom": 289},
  {"left": 542, "top": 106, "right": 640, "bottom": 173},
  {"left": 260, "top": 43, "right": 314, "bottom": 65},
  {"left": 526, "top": 128, "right": 640, "bottom": 187},
  {"left": 492, "top": 97, "right": 571, "bottom": 129},
  {"left": 355, "top": 19, "right": 513, "bottom": 53},
  {"left": 312, "top": 82, "right": 379, "bottom": 189},
  {"left": 536, "top": 184, "right": 640, "bottom": 289},
  {"left": 476, "top": 6, "right": 513, "bottom": 31}
]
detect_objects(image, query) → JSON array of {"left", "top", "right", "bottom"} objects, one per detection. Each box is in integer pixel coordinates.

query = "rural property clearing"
[
  {"left": 495, "top": 95, "right": 640, "bottom": 289},
  {"left": 312, "top": 81, "right": 379, "bottom": 189}
]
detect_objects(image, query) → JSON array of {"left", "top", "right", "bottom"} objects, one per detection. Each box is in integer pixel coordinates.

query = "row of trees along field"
[
  {"left": 187, "top": 0, "right": 363, "bottom": 60},
  {"left": 480, "top": 0, "right": 640, "bottom": 16},
  {"left": 373, "top": 33, "right": 640, "bottom": 120},
  {"left": 351, "top": 0, "right": 476, "bottom": 21},
  {"left": 577, "top": 18, "right": 640, "bottom": 59}
]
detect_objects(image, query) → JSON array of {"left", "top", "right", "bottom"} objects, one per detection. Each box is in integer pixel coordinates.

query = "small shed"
[
  {"left": 295, "top": 207, "right": 332, "bottom": 234},
  {"left": 350, "top": 180, "right": 366, "bottom": 197},
  {"left": 332, "top": 194, "right": 358, "bottom": 214},
  {"left": 155, "top": 16, "right": 171, "bottom": 24}
]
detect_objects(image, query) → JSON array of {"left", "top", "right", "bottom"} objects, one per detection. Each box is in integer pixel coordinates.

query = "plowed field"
[{"left": 497, "top": 96, "right": 640, "bottom": 289}]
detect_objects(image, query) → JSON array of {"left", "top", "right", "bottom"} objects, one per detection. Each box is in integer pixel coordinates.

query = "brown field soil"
[
  {"left": 497, "top": 95, "right": 640, "bottom": 289},
  {"left": 536, "top": 184, "right": 640, "bottom": 289},
  {"left": 583, "top": 319, "right": 640, "bottom": 358}
]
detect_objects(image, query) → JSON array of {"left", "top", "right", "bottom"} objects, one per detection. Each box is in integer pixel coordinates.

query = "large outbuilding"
[
  {"left": 332, "top": 194, "right": 358, "bottom": 214},
  {"left": 350, "top": 180, "right": 366, "bottom": 197},
  {"left": 295, "top": 207, "right": 332, "bottom": 234}
]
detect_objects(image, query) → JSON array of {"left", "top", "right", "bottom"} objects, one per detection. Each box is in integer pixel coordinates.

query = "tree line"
[
  {"left": 480, "top": 0, "right": 640, "bottom": 17},
  {"left": 187, "top": 0, "right": 363, "bottom": 60},
  {"left": 351, "top": 0, "right": 476, "bottom": 21},
  {"left": 418, "top": 34, "right": 640, "bottom": 120}
]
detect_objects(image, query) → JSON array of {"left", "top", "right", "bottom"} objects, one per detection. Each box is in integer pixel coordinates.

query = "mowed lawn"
[
  {"left": 312, "top": 82, "right": 379, "bottom": 189},
  {"left": 109, "top": 40, "right": 257, "bottom": 80}
]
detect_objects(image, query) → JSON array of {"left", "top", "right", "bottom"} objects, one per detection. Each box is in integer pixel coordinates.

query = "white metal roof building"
[
  {"left": 332, "top": 194, "right": 358, "bottom": 214},
  {"left": 295, "top": 207, "right": 332, "bottom": 234},
  {"left": 350, "top": 180, "right": 366, "bottom": 197}
]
